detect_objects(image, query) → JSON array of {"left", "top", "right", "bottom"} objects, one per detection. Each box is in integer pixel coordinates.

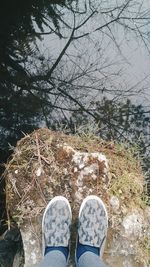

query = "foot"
[
  {"left": 42, "top": 196, "right": 72, "bottom": 260},
  {"left": 76, "top": 195, "right": 108, "bottom": 261}
]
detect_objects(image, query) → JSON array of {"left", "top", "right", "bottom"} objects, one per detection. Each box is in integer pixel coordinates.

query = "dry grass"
[{"left": 4, "top": 128, "right": 144, "bottom": 221}]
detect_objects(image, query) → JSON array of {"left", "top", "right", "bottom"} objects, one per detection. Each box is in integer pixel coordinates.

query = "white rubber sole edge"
[
  {"left": 78, "top": 195, "right": 108, "bottom": 259},
  {"left": 42, "top": 196, "right": 72, "bottom": 256}
]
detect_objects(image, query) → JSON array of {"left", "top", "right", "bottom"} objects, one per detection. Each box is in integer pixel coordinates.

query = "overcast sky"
[{"left": 38, "top": 0, "right": 150, "bottom": 108}]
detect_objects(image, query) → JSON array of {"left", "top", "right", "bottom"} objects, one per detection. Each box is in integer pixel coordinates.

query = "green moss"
[{"left": 109, "top": 172, "right": 143, "bottom": 206}]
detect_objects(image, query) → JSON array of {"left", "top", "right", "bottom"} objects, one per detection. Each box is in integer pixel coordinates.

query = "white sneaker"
[
  {"left": 78, "top": 195, "right": 108, "bottom": 258},
  {"left": 42, "top": 196, "right": 72, "bottom": 256}
]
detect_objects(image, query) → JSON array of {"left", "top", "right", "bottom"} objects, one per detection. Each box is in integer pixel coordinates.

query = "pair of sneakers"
[{"left": 42, "top": 195, "right": 108, "bottom": 262}]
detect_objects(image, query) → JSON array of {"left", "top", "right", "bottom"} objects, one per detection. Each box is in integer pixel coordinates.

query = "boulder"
[{"left": 4, "top": 129, "right": 149, "bottom": 267}]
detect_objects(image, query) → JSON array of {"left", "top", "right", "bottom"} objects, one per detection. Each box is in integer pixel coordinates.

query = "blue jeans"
[{"left": 38, "top": 250, "right": 107, "bottom": 267}]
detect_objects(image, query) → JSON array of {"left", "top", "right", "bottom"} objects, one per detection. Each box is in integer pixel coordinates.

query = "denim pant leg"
[
  {"left": 38, "top": 251, "right": 67, "bottom": 267},
  {"left": 77, "top": 252, "right": 107, "bottom": 267}
]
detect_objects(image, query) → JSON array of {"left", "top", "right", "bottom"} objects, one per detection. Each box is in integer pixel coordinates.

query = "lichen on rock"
[{"left": 4, "top": 128, "right": 149, "bottom": 267}]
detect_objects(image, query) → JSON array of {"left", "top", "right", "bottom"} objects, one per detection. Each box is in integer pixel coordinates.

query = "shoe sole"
[{"left": 42, "top": 196, "right": 72, "bottom": 256}]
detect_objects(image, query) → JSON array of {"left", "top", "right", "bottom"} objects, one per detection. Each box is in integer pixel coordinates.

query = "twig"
[
  {"left": 34, "top": 154, "right": 51, "bottom": 165},
  {"left": 9, "top": 177, "right": 21, "bottom": 198},
  {"left": 35, "top": 178, "right": 47, "bottom": 205},
  {"left": 35, "top": 133, "right": 42, "bottom": 168}
]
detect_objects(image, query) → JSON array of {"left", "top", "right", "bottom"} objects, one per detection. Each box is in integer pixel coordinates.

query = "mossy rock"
[{"left": 4, "top": 128, "right": 150, "bottom": 267}]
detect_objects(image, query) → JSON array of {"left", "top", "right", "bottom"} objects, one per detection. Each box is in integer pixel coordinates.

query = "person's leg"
[
  {"left": 38, "top": 250, "right": 67, "bottom": 267},
  {"left": 77, "top": 252, "right": 107, "bottom": 267},
  {"left": 76, "top": 195, "right": 108, "bottom": 267},
  {"left": 38, "top": 196, "right": 72, "bottom": 267}
]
